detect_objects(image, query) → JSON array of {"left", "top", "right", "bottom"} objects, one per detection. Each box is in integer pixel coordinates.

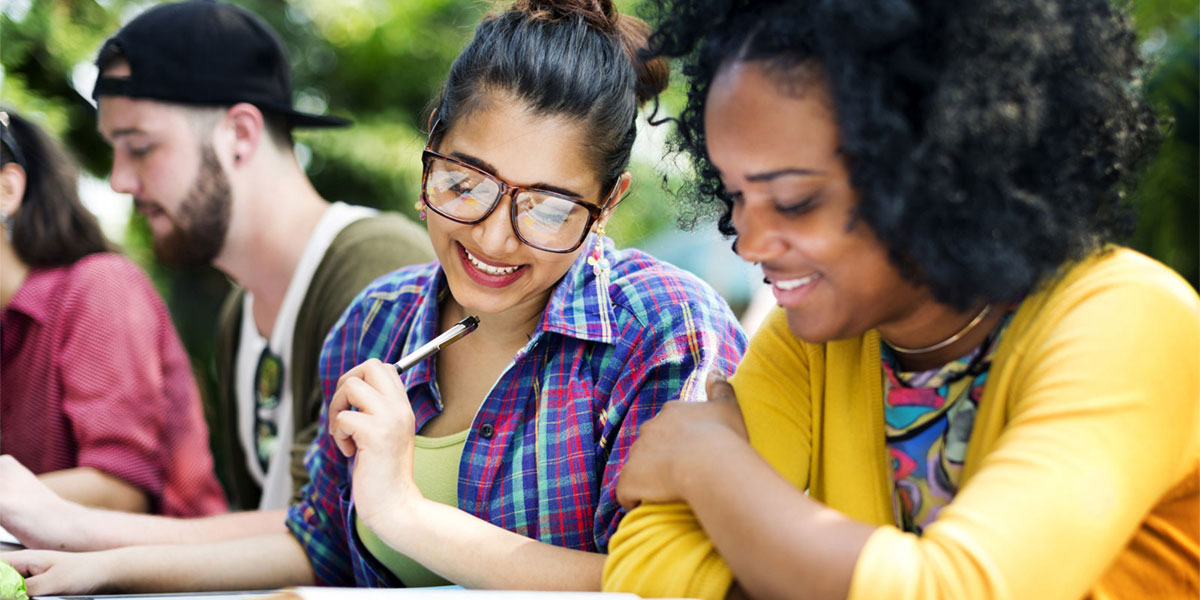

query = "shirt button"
[{"left": 479, "top": 423, "right": 495, "bottom": 439}]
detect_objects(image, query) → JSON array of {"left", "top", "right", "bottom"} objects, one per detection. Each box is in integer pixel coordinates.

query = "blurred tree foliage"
[
  {"left": 0, "top": 0, "right": 1195, "bottom": 395},
  {"left": 1128, "top": 13, "right": 1199, "bottom": 289}
]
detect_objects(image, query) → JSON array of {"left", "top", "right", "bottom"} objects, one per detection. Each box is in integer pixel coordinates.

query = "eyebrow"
[
  {"left": 745, "top": 167, "right": 828, "bottom": 182},
  {"left": 450, "top": 151, "right": 585, "bottom": 200},
  {"left": 105, "top": 127, "right": 147, "bottom": 141}
]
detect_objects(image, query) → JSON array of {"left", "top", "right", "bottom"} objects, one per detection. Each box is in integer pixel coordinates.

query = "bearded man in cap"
[{"left": 0, "top": 0, "right": 433, "bottom": 550}]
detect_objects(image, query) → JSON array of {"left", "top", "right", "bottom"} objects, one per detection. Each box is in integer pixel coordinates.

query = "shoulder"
[
  {"left": 327, "top": 212, "right": 433, "bottom": 259},
  {"left": 63, "top": 253, "right": 160, "bottom": 308},
  {"left": 605, "top": 246, "right": 738, "bottom": 327},
  {"left": 1000, "top": 247, "right": 1200, "bottom": 407},
  {"left": 1021, "top": 247, "right": 1199, "bottom": 336},
  {"left": 305, "top": 214, "right": 435, "bottom": 320},
  {"left": 343, "top": 262, "right": 440, "bottom": 317},
  {"left": 603, "top": 247, "right": 745, "bottom": 355},
  {"left": 66, "top": 253, "right": 151, "bottom": 289}
]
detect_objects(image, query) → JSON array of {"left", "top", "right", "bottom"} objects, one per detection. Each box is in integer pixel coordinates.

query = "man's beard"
[{"left": 152, "top": 145, "right": 232, "bottom": 267}]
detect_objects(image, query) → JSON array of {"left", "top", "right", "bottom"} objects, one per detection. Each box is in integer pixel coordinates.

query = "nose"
[
  {"left": 108, "top": 153, "right": 139, "bottom": 196},
  {"left": 732, "top": 199, "right": 787, "bottom": 264},
  {"left": 472, "top": 191, "right": 521, "bottom": 255}
]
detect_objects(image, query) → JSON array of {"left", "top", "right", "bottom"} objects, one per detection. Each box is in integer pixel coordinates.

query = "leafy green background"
[{"left": 1, "top": 0, "right": 1196, "bottom": 411}]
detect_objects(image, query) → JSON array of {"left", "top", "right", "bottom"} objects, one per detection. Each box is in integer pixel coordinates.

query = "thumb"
[{"left": 705, "top": 369, "right": 737, "bottom": 404}]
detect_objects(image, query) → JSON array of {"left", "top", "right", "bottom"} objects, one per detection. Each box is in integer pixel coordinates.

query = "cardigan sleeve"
[
  {"left": 603, "top": 308, "right": 815, "bottom": 599},
  {"left": 848, "top": 261, "right": 1200, "bottom": 600}
]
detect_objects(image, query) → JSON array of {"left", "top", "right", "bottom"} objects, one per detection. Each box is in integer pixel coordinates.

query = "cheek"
[
  {"left": 530, "top": 249, "right": 582, "bottom": 283},
  {"left": 425, "top": 215, "right": 466, "bottom": 249}
]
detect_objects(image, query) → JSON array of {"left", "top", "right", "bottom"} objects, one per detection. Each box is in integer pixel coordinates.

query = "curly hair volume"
[{"left": 644, "top": 0, "right": 1158, "bottom": 309}]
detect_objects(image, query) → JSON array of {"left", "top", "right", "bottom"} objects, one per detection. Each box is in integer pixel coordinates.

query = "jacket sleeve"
[
  {"left": 603, "top": 308, "right": 814, "bottom": 599},
  {"left": 848, "top": 265, "right": 1200, "bottom": 600}
]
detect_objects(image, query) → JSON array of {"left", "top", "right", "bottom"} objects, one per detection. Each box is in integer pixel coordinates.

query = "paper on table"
[{"left": 269, "top": 590, "right": 642, "bottom": 600}]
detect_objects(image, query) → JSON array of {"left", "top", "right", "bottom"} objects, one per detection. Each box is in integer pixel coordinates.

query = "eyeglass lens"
[{"left": 424, "top": 155, "right": 593, "bottom": 252}]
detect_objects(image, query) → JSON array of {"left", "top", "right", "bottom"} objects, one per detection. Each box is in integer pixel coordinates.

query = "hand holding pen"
[{"left": 327, "top": 315, "right": 479, "bottom": 522}]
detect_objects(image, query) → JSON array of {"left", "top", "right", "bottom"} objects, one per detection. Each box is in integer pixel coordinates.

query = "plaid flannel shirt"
[{"left": 286, "top": 235, "right": 747, "bottom": 586}]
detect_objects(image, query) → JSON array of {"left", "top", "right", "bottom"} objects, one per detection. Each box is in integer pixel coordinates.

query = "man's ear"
[
  {"left": 0, "top": 162, "right": 27, "bottom": 216},
  {"left": 224, "top": 102, "right": 265, "bottom": 166}
]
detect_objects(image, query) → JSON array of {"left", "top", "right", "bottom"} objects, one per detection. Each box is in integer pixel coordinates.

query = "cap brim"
[
  {"left": 280, "top": 109, "right": 353, "bottom": 128},
  {"left": 93, "top": 77, "right": 353, "bottom": 129}
]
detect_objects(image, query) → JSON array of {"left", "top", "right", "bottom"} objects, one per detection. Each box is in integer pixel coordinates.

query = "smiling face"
[
  {"left": 705, "top": 61, "right": 932, "bottom": 343},
  {"left": 97, "top": 62, "right": 232, "bottom": 266},
  {"left": 426, "top": 99, "right": 613, "bottom": 322}
]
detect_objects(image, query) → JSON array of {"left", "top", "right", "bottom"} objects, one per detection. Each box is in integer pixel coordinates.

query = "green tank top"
[{"left": 355, "top": 428, "right": 469, "bottom": 586}]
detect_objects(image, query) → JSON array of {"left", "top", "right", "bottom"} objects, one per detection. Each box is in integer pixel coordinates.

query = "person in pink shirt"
[{"left": 0, "top": 106, "right": 226, "bottom": 517}]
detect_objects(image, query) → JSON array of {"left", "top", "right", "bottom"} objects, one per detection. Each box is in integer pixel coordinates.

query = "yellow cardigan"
[{"left": 603, "top": 248, "right": 1199, "bottom": 599}]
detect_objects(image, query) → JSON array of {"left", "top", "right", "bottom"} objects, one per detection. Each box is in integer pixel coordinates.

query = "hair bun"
[
  {"left": 508, "top": 0, "right": 668, "bottom": 105},
  {"left": 615, "top": 15, "right": 670, "bottom": 105},
  {"left": 511, "top": 0, "right": 618, "bottom": 33}
]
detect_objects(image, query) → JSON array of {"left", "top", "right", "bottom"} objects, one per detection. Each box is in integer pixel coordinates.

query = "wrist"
[{"left": 368, "top": 494, "right": 435, "bottom": 556}]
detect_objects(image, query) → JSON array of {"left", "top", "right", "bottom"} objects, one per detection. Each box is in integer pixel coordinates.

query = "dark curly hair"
[{"left": 644, "top": 0, "right": 1158, "bottom": 309}]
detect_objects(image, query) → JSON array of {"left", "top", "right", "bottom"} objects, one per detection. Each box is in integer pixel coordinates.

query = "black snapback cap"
[{"left": 92, "top": 0, "right": 350, "bottom": 128}]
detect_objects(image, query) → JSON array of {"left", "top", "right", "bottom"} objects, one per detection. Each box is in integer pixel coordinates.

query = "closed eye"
[{"left": 775, "top": 194, "right": 818, "bottom": 215}]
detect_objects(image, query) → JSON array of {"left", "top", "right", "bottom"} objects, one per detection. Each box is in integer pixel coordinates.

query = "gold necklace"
[{"left": 883, "top": 303, "right": 993, "bottom": 355}]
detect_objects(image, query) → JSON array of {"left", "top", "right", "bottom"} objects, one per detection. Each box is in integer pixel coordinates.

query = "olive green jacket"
[{"left": 213, "top": 213, "right": 433, "bottom": 510}]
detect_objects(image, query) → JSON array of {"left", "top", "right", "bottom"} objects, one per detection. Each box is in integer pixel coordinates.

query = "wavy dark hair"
[
  {"left": 644, "top": 0, "right": 1158, "bottom": 309},
  {"left": 1, "top": 106, "right": 112, "bottom": 267},
  {"left": 430, "top": 0, "right": 669, "bottom": 194}
]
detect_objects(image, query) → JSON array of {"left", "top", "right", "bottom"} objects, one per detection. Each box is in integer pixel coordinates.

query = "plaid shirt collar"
[{"left": 401, "top": 233, "right": 617, "bottom": 392}]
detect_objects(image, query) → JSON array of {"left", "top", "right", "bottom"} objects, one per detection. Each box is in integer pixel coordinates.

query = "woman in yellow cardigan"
[{"left": 603, "top": 0, "right": 1199, "bottom": 599}]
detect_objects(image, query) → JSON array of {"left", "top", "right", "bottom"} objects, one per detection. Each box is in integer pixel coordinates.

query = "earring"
[
  {"left": 585, "top": 224, "right": 614, "bottom": 342},
  {"left": 413, "top": 199, "right": 427, "bottom": 221},
  {"left": 586, "top": 224, "right": 611, "bottom": 278},
  {"left": 2, "top": 211, "right": 12, "bottom": 241}
]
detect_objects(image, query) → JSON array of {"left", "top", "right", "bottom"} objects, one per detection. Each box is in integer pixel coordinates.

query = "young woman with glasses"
[
  {"left": 5, "top": 0, "right": 745, "bottom": 594},
  {"left": 602, "top": 0, "right": 1199, "bottom": 599},
  {"left": 0, "top": 107, "right": 226, "bottom": 518}
]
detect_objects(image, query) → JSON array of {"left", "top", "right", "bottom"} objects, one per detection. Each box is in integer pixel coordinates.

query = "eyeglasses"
[
  {"left": 253, "top": 346, "right": 284, "bottom": 473},
  {"left": 419, "top": 127, "right": 618, "bottom": 253},
  {"left": 0, "top": 112, "right": 26, "bottom": 170}
]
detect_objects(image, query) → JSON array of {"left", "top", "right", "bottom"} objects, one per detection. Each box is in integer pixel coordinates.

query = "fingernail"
[{"left": 707, "top": 370, "right": 727, "bottom": 383}]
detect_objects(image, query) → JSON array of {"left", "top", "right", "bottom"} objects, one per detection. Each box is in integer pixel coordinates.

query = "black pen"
[{"left": 393, "top": 315, "right": 480, "bottom": 373}]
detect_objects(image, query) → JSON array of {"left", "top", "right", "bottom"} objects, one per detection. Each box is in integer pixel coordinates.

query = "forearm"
[
  {"left": 678, "top": 433, "right": 875, "bottom": 600},
  {"left": 80, "top": 508, "right": 289, "bottom": 551},
  {"left": 375, "top": 499, "right": 604, "bottom": 590},
  {"left": 40, "top": 467, "right": 149, "bottom": 513},
  {"left": 105, "top": 532, "right": 314, "bottom": 593}
]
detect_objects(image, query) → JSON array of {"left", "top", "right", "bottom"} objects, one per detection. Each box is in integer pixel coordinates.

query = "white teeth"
[
  {"left": 773, "top": 274, "right": 818, "bottom": 291},
  {"left": 465, "top": 248, "right": 519, "bottom": 276}
]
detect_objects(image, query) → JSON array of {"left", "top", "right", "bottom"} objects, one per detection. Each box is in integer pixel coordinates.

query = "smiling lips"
[
  {"left": 772, "top": 273, "right": 818, "bottom": 290},
  {"left": 456, "top": 242, "right": 526, "bottom": 288},
  {"left": 766, "top": 272, "right": 821, "bottom": 304},
  {"left": 464, "top": 246, "right": 520, "bottom": 276}
]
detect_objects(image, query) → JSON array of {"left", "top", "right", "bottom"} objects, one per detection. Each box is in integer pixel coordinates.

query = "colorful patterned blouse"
[
  {"left": 882, "top": 312, "right": 1014, "bottom": 533},
  {"left": 285, "top": 235, "right": 747, "bottom": 586}
]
